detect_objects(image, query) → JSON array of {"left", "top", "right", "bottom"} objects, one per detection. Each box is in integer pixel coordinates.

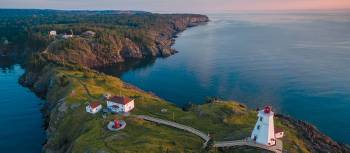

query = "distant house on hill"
[
  {"left": 62, "top": 34, "right": 73, "bottom": 39},
  {"left": 62, "top": 30, "right": 74, "bottom": 39},
  {"left": 82, "top": 30, "right": 96, "bottom": 37},
  {"left": 86, "top": 101, "right": 102, "bottom": 114},
  {"left": 49, "top": 30, "right": 57, "bottom": 36},
  {"left": 107, "top": 96, "right": 135, "bottom": 113}
]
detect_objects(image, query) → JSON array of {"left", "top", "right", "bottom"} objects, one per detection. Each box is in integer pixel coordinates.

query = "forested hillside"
[{"left": 0, "top": 9, "right": 208, "bottom": 67}]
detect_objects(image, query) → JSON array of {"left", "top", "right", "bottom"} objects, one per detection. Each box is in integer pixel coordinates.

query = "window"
[
  {"left": 259, "top": 117, "right": 263, "bottom": 121},
  {"left": 257, "top": 125, "right": 260, "bottom": 130}
]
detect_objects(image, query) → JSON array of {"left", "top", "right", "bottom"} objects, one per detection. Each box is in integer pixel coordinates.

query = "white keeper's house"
[
  {"left": 86, "top": 101, "right": 102, "bottom": 114},
  {"left": 106, "top": 96, "right": 135, "bottom": 113},
  {"left": 251, "top": 106, "right": 284, "bottom": 146}
]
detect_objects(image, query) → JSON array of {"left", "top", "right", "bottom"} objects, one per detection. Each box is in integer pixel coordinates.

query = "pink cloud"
[{"left": 218, "top": 0, "right": 350, "bottom": 11}]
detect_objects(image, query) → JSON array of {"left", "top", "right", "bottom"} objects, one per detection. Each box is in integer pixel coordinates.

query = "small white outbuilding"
[
  {"left": 86, "top": 101, "right": 102, "bottom": 114},
  {"left": 274, "top": 127, "right": 284, "bottom": 139}
]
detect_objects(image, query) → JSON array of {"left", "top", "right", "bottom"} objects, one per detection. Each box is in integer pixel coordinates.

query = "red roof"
[
  {"left": 108, "top": 96, "right": 133, "bottom": 105},
  {"left": 275, "top": 127, "right": 284, "bottom": 133},
  {"left": 264, "top": 106, "right": 272, "bottom": 114},
  {"left": 89, "top": 101, "right": 101, "bottom": 109}
]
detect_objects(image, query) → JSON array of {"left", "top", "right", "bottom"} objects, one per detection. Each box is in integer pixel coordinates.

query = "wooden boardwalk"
[
  {"left": 137, "top": 115, "right": 210, "bottom": 142},
  {"left": 137, "top": 115, "right": 282, "bottom": 153}
]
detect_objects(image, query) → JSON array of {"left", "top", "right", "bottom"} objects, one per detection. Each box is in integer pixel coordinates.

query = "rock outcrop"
[{"left": 276, "top": 114, "right": 350, "bottom": 153}]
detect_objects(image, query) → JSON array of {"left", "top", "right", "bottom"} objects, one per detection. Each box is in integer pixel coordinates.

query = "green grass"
[{"left": 43, "top": 66, "right": 312, "bottom": 153}]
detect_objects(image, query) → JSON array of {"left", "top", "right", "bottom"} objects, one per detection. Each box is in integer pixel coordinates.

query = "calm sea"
[
  {"left": 0, "top": 58, "right": 45, "bottom": 153},
  {"left": 103, "top": 11, "right": 350, "bottom": 144}
]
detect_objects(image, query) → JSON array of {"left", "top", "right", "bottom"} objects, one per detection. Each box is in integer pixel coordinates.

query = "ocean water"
[
  {"left": 0, "top": 58, "right": 45, "bottom": 153},
  {"left": 104, "top": 11, "right": 350, "bottom": 143}
]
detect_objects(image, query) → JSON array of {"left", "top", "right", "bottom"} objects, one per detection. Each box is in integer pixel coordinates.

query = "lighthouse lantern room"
[{"left": 251, "top": 106, "right": 283, "bottom": 146}]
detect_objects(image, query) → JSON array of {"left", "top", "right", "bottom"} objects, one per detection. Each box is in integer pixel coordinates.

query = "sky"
[{"left": 1, "top": 0, "right": 350, "bottom": 13}]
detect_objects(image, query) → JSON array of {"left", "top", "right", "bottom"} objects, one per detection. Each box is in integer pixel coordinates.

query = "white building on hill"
[
  {"left": 82, "top": 30, "right": 96, "bottom": 37},
  {"left": 49, "top": 30, "right": 57, "bottom": 36},
  {"left": 107, "top": 96, "right": 135, "bottom": 113},
  {"left": 86, "top": 101, "right": 102, "bottom": 114},
  {"left": 62, "top": 30, "right": 74, "bottom": 39},
  {"left": 251, "top": 106, "right": 284, "bottom": 146},
  {"left": 62, "top": 34, "right": 73, "bottom": 39}
]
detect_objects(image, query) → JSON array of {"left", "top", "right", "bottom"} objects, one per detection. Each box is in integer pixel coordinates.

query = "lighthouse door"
[{"left": 253, "top": 135, "right": 257, "bottom": 141}]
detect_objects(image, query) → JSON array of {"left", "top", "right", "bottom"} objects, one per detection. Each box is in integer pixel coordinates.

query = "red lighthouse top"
[{"left": 264, "top": 106, "right": 272, "bottom": 114}]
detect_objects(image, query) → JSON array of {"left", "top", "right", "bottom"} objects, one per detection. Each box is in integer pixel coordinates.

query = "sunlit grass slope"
[{"left": 43, "top": 66, "right": 310, "bottom": 153}]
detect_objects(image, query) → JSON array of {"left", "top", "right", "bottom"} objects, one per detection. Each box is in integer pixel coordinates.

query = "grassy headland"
[
  {"left": 22, "top": 57, "right": 347, "bottom": 152},
  {"left": 28, "top": 64, "right": 312, "bottom": 153}
]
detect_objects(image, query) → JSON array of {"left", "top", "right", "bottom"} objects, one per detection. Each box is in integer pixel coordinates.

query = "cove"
[{"left": 0, "top": 57, "right": 45, "bottom": 153}]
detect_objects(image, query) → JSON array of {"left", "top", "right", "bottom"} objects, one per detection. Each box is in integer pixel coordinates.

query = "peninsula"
[{"left": 0, "top": 9, "right": 349, "bottom": 153}]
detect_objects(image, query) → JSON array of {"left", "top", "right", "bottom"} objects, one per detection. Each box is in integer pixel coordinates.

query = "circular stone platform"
[{"left": 107, "top": 120, "right": 126, "bottom": 131}]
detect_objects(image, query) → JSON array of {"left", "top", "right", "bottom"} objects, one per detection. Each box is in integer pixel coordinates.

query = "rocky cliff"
[{"left": 275, "top": 114, "right": 350, "bottom": 153}]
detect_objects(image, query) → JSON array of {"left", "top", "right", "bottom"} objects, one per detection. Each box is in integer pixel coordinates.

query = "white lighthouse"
[{"left": 251, "top": 106, "right": 284, "bottom": 146}]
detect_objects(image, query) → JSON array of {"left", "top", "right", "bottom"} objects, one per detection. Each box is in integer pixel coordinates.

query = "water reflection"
[
  {"left": 98, "top": 57, "right": 157, "bottom": 77},
  {"left": 0, "top": 56, "right": 45, "bottom": 153}
]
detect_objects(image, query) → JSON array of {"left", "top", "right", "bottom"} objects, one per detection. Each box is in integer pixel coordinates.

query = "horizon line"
[{"left": 1, "top": 7, "right": 350, "bottom": 14}]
